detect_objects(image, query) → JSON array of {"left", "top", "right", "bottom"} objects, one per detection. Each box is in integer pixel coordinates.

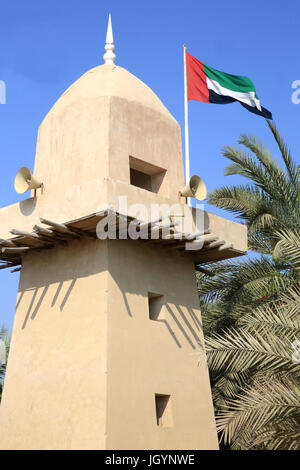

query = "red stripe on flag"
[{"left": 186, "top": 52, "right": 209, "bottom": 103}]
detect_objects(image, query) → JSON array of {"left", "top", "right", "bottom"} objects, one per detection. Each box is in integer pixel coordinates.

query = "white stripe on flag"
[{"left": 207, "top": 77, "right": 261, "bottom": 111}]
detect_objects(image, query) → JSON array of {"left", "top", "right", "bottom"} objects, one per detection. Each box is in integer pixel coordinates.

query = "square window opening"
[
  {"left": 130, "top": 168, "right": 153, "bottom": 191},
  {"left": 129, "top": 156, "right": 166, "bottom": 194}
]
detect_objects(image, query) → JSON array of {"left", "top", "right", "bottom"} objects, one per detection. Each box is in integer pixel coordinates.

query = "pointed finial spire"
[{"left": 103, "top": 14, "right": 116, "bottom": 65}]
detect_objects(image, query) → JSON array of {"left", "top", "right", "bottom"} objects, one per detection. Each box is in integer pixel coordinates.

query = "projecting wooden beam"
[
  {"left": 150, "top": 221, "right": 180, "bottom": 235},
  {"left": 0, "top": 262, "right": 20, "bottom": 270},
  {"left": 66, "top": 224, "right": 96, "bottom": 238},
  {"left": 40, "top": 218, "right": 80, "bottom": 238},
  {"left": 200, "top": 234, "right": 219, "bottom": 245},
  {"left": 165, "top": 230, "right": 211, "bottom": 247},
  {"left": 0, "top": 238, "right": 16, "bottom": 247},
  {"left": 42, "top": 218, "right": 97, "bottom": 239},
  {"left": 163, "top": 232, "right": 191, "bottom": 240},
  {"left": 193, "top": 241, "right": 234, "bottom": 255},
  {"left": 138, "top": 217, "right": 163, "bottom": 231},
  {"left": 96, "top": 209, "right": 108, "bottom": 218},
  {"left": 178, "top": 234, "right": 219, "bottom": 251},
  {"left": 185, "top": 230, "right": 211, "bottom": 241},
  {"left": 1, "top": 247, "right": 31, "bottom": 255},
  {"left": 33, "top": 225, "right": 71, "bottom": 242},
  {"left": 33, "top": 225, "right": 59, "bottom": 236},
  {"left": 11, "top": 229, "right": 40, "bottom": 239},
  {"left": 11, "top": 267, "right": 21, "bottom": 273},
  {"left": 205, "top": 240, "right": 226, "bottom": 249},
  {"left": 218, "top": 243, "right": 234, "bottom": 251},
  {"left": 10, "top": 229, "right": 55, "bottom": 246}
]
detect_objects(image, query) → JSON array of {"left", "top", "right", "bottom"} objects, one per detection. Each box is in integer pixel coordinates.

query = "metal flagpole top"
[{"left": 183, "top": 43, "right": 191, "bottom": 206}]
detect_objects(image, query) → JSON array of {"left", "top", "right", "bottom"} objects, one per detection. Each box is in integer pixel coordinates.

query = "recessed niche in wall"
[
  {"left": 129, "top": 156, "right": 166, "bottom": 194},
  {"left": 148, "top": 292, "right": 164, "bottom": 321},
  {"left": 155, "top": 394, "right": 173, "bottom": 427}
]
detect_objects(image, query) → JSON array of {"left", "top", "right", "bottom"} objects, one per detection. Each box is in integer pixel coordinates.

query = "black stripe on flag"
[
  {"left": 241, "top": 102, "right": 273, "bottom": 120},
  {"left": 209, "top": 90, "right": 236, "bottom": 104},
  {"left": 208, "top": 90, "right": 272, "bottom": 119}
]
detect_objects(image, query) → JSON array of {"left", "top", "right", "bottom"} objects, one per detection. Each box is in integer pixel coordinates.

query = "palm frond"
[
  {"left": 252, "top": 418, "right": 300, "bottom": 450},
  {"left": 216, "top": 374, "right": 300, "bottom": 449},
  {"left": 266, "top": 120, "right": 299, "bottom": 198},
  {"left": 222, "top": 146, "right": 278, "bottom": 198},
  {"left": 273, "top": 228, "right": 300, "bottom": 268},
  {"left": 238, "top": 133, "right": 295, "bottom": 205},
  {"left": 238, "top": 285, "right": 300, "bottom": 338},
  {"left": 247, "top": 232, "right": 273, "bottom": 254},
  {"left": 208, "top": 183, "right": 294, "bottom": 234},
  {"left": 205, "top": 328, "right": 298, "bottom": 374}
]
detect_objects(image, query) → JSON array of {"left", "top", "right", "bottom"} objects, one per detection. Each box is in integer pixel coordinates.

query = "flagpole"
[{"left": 183, "top": 44, "right": 191, "bottom": 207}]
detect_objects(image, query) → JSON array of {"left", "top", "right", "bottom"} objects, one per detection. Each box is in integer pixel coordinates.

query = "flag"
[{"left": 186, "top": 52, "right": 272, "bottom": 119}]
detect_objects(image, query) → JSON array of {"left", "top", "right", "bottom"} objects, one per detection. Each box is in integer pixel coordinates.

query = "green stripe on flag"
[{"left": 204, "top": 64, "right": 257, "bottom": 97}]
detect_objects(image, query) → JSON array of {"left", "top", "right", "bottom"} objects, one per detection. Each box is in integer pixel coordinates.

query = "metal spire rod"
[{"left": 103, "top": 13, "right": 116, "bottom": 65}]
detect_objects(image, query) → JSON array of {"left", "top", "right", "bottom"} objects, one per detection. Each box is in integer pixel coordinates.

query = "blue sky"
[{"left": 0, "top": 0, "right": 299, "bottom": 328}]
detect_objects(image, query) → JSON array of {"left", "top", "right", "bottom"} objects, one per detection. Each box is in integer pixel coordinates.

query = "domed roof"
[{"left": 51, "top": 64, "right": 175, "bottom": 121}]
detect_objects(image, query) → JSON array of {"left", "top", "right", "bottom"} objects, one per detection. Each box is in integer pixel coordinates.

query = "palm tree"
[
  {"left": 198, "top": 120, "right": 300, "bottom": 450},
  {"left": 209, "top": 121, "right": 299, "bottom": 253}
]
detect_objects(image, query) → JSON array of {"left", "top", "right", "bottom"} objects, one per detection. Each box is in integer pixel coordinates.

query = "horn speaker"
[
  {"left": 14, "top": 167, "right": 43, "bottom": 194},
  {"left": 179, "top": 175, "right": 207, "bottom": 201}
]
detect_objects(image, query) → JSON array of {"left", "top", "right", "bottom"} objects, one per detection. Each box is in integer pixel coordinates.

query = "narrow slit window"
[
  {"left": 148, "top": 292, "right": 164, "bottom": 321},
  {"left": 155, "top": 394, "right": 173, "bottom": 427}
]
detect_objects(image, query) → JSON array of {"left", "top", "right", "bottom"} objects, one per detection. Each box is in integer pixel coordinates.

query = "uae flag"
[{"left": 186, "top": 52, "right": 272, "bottom": 119}]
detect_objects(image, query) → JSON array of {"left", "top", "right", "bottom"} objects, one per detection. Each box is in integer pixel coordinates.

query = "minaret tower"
[{"left": 0, "top": 16, "right": 247, "bottom": 449}]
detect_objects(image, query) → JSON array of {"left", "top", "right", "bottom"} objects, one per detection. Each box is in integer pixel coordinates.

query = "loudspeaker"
[
  {"left": 14, "top": 167, "right": 43, "bottom": 194},
  {"left": 179, "top": 175, "right": 207, "bottom": 201}
]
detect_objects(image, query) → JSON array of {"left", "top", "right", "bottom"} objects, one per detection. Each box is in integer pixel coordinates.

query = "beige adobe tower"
[{"left": 0, "top": 17, "right": 247, "bottom": 450}]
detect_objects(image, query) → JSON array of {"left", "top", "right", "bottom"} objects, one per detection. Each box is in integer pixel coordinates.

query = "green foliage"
[
  {"left": 0, "top": 325, "right": 11, "bottom": 404},
  {"left": 199, "top": 120, "right": 300, "bottom": 449},
  {"left": 215, "top": 371, "right": 300, "bottom": 450}
]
